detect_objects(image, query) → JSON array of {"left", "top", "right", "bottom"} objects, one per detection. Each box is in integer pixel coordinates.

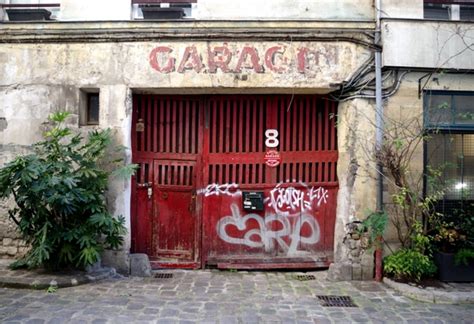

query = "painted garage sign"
[{"left": 148, "top": 42, "right": 365, "bottom": 78}]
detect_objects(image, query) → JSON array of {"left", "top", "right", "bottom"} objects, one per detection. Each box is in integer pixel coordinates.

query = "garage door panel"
[{"left": 132, "top": 94, "right": 338, "bottom": 268}]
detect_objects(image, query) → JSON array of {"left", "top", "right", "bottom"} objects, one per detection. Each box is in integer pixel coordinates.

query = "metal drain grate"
[
  {"left": 294, "top": 274, "right": 316, "bottom": 281},
  {"left": 317, "top": 295, "right": 358, "bottom": 307},
  {"left": 154, "top": 273, "right": 173, "bottom": 279}
]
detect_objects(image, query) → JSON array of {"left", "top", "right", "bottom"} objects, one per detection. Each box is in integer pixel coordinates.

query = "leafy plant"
[
  {"left": 383, "top": 248, "right": 437, "bottom": 282},
  {"left": 0, "top": 112, "right": 135, "bottom": 270},
  {"left": 46, "top": 285, "right": 58, "bottom": 293},
  {"left": 383, "top": 221, "right": 436, "bottom": 282},
  {"left": 359, "top": 210, "right": 388, "bottom": 249},
  {"left": 429, "top": 202, "right": 473, "bottom": 253},
  {"left": 454, "top": 248, "right": 474, "bottom": 266}
]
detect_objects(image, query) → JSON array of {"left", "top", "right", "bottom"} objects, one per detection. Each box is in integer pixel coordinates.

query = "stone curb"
[
  {"left": 0, "top": 267, "right": 116, "bottom": 290},
  {"left": 383, "top": 277, "right": 474, "bottom": 304}
]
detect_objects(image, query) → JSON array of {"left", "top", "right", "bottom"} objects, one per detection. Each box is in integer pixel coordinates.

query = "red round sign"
[{"left": 264, "top": 150, "right": 281, "bottom": 167}]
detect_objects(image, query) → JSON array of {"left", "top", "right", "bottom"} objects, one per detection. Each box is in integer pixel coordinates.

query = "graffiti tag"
[
  {"left": 216, "top": 204, "right": 320, "bottom": 256},
  {"left": 266, "top": 183, "right": 329, "bottom": 215},
  {"left": 197, "top": 183, "right": 241, "bottom": 197}
]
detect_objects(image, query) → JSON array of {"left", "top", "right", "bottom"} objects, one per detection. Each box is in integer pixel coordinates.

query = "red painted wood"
[
  {"left": 217, "top": 262, "right": 330, "bottom": 270},
  {"left": 131, "top": 94, "right": 338, "bottom": 269},
  {"left": 170, "top": 101, "right": 176, "bottom": 153},
  {"left": 150, "top": 261, "right": 199, "bottom": 270}
]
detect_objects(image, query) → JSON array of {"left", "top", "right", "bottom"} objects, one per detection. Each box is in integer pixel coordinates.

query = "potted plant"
[{"left": 430, "top": 205, "right": 474, "bottom": 282}]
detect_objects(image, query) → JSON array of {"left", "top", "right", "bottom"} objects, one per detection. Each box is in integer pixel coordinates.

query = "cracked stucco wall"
[
  {"left": 328, "top": 98, "right": 378, "bottom": 281},
  {"left": 0, "top": 36, "right": 373, "bottom": 273}
]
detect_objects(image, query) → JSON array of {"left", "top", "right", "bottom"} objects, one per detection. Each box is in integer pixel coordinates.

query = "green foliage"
[
  {"left": 0, "top": 112, "right": 135, "bottom": 270},
  {"left": 384, "top": 220, "right": 437, "bottom": 282},
  {"left": 383, "top": 249, "right": 437, "bottom": 282},
  {"left": 429, "top": 202, "right": 474, "bottom": 253},
  {"left": 454, "top": 248, "right": 474, "bottom": 266},
  {"left": 387, "top": 165, "right": 446, "bottom": 249},
  {"left": 411, "top": 221, "right": 431, "bottom": 254},
  {"left": 359, "top": 210, "right": 388, "bottom": 249},
  {"left": 46, "top": 285, "right": 58, "bottom": 293}
]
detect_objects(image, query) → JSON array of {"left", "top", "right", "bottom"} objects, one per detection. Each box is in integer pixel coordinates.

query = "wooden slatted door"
[
  {"left": 131, "top": 95, "right": 202, "bottom": 268},
  {"left": 132, "top": 94, "right": 338, "bottom": 269},
  {"left": 203, "top": 95, "right": 338, "bottom": 268},
  {"left": 273, "top": 96, "right": 338, "bottom": 261}
]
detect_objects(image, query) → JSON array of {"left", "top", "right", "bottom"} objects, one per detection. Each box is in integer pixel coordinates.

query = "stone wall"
[{"left": 0, "top": 198, "right": 27, "bottom": 259}]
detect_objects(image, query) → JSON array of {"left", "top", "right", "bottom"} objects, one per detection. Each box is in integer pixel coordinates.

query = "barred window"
[{"left": 424, "top": 91, "right": 474, "bottom": 215}]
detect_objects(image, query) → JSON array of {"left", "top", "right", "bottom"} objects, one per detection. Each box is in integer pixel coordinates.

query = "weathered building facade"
[{"left": 1, "top": 0, "right": 473, "bottom": 279}]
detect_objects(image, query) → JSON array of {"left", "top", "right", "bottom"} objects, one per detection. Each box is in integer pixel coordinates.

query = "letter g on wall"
[{"left": 150, "top": 46, "right": 176, "bottom": 73}]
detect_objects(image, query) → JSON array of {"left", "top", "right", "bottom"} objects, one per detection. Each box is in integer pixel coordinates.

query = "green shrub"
[
  {"left": 383, "top": 248, "right": 437, "bottom": 282},
  {"left": 359, "top": 210, "right": 388, "bottom": 249},
  {"left": 454, "top": 248, "right": 474, "bottom": 266},
  {"left": 0, "top": 112, "right": 135, "bottom": 270}
]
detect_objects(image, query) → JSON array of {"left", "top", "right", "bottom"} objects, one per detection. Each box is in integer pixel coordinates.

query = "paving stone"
[{"left": 0, "top": 271, "right": 473, "bottom": 323}]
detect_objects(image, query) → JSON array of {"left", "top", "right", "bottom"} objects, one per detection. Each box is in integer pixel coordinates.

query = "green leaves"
[
  {"left": 384, "top": 249, "right": 437, "bottom": 282},
  {"left": 78, "top": 246, "right": 101, "bottom": 266},
  {"left": 0, "top": 111, "right": 131, "bottom": 270},
  {"left": 111, "top": 163, "right": 139, "bottom": 180},
  {"left": 49, "top": 111, "right": 70, "bottom": 123},
  {"left": 360, "top": 211, "right": 388, "bottom": 249},
  {"left": 89, "top": 213, "right": 113, "bottom": 228}
]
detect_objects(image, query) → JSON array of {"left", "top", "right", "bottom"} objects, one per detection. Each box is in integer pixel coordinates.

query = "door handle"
[
  {"left": 147, "top": 187, "right": 153, "bottom": 200},
  {"left": 189, "top": 192, "right": 197, "bottom": 213},
  {"left": 137, "top": 182, "right": 152, "bottom": 188}
]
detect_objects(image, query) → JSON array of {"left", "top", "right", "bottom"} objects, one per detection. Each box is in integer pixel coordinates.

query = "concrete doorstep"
[
  {"left": 0, "top": 259, "right": 117, "bottom": 290},
  {"left": 383, "top": 277, "right": 474, "bottom": 304}
]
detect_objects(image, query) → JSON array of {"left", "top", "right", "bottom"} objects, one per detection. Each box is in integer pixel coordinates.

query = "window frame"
[
  {"left": 424, "top": 90, "right": 474, "bottom": 132},
  {"left": 423, "top": 90, "right": 474, "bottom": 215},
  {"left": 86, "top": 93, "right": 100, "bottom": 126},
  {"left": 79, "top": 89, "right": 100, "bottom": 127}
]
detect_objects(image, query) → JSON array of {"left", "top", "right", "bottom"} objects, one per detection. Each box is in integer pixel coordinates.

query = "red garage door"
[{"left": 131, "top": 95, "right": 338, "bottom": 269}]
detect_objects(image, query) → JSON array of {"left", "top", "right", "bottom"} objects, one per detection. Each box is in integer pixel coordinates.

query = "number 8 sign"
[{"left": 265, "top": 129, "right": 279, "bottom": 148}]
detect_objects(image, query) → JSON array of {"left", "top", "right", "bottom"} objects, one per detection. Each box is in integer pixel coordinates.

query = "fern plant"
[{"left": 0, "top": 112, "right": 135, "bottom": 270}]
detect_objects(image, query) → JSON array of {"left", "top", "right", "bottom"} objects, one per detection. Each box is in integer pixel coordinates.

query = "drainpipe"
[{"left": 374, "top": 0, "right": 384, "bottom": 282}]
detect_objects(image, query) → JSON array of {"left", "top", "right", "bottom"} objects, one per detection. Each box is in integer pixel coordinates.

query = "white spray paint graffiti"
[
  {"left": 266, "top": 183, "right": 329, "bottom": 215},
  {"left": 216, "top": 204, "right": 320, "bottom": 256},
  {"left": 197, "top": 183, "right": 241, "bottom": 197}
]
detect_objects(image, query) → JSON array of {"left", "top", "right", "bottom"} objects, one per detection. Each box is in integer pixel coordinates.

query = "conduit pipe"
[{"left": 374, "top": 0, "right": 384, "bottom": 282}]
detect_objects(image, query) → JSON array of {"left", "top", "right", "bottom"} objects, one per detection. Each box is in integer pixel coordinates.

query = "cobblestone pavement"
[{"left": 0, "top": 270, "right": 473, "bottom": 324}]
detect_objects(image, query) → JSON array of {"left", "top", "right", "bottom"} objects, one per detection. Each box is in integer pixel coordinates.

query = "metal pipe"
[{"left": 374, "top": 0, "right": 384, "bottom": 282}]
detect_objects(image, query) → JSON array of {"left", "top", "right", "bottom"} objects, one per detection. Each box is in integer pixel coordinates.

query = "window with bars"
[{"left": 424, "top": 91, "right": 474, "bottom": 215}]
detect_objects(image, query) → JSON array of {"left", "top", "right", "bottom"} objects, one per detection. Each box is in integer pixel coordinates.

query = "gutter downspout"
[{"left": 374, "top": 0, "right": 384, "bottom": 282}]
